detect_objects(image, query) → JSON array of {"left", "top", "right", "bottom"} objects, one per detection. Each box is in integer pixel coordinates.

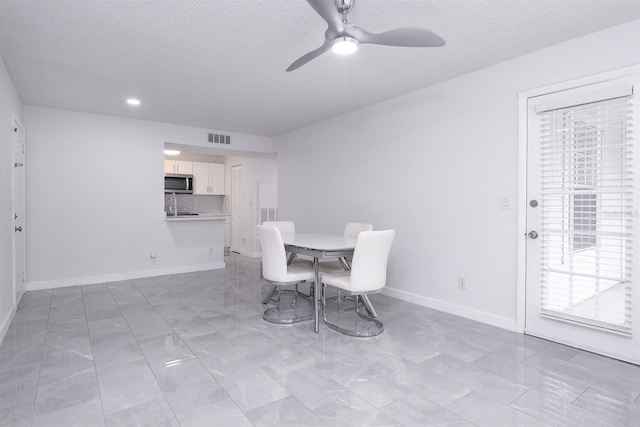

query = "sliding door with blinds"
[{"left": 525, "top": 74, "right": 639, "bottom": 364}]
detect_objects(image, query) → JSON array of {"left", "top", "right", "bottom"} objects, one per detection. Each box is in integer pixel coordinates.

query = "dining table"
[{"left": 281, "top": 233, "right": 358, "bottom": 333}]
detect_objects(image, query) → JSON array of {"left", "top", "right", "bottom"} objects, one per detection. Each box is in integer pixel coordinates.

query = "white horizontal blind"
[{"left": 538, "top": 92, "right": 634, "bottom": 334}]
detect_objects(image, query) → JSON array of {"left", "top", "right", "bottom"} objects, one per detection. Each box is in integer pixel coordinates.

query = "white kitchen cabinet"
[
  {"left": 192, "top": 162, "right": 209, "bottom": 194},
  {"left": 193, "top": 162, "right": 226, "bottom": 195},
  {"left": 210, "top": 164, "right": 225, "bottom": 195},
  {"left": 164, "top": 160, "right": 193, "bottom": 175}
]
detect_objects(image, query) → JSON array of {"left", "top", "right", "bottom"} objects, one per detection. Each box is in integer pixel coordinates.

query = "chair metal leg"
[
  {"left": 286, "top": 252, "right": 296, "bottom": 265},
  {"left": 263, "top": 281, "right": 313, "bottom": 324},
  {"left": 360, "top": 295, "right": 378, "bottom": 318},
  {"left": 261, "top": 283, "right": 278, "bottom": 304},
  {"left": 336, "top": 293, "right": 355, "bottom": 311},
  {"left": 334, "top": 293, "right": 378, "bottom": 318},
  {"left": 338, "top": 257, "right": 351, "bottom": 270},
  {"left": 332, "top": 257, "right": 378, "bottom": 317},
  {"left": 290, "top": 284, "right": 298, "bottom": 307},
  {"left": 321, "top": 284, "right": 384, "bottom": 337}
]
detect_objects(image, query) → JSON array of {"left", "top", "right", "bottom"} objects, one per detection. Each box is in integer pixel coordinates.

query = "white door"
[
  {"left": 231, "top": 165, "right": 242, "bottom": 253},
  {"left": 12, "top": 119, "right": 26, "bottom": 305},
  {"left": 525, "top": 73, "right": 640, "bottom": 364}
]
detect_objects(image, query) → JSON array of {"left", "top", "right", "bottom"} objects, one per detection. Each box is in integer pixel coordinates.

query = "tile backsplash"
[{"left": 164, "top": 194, "right": 230, "bottom": 215}]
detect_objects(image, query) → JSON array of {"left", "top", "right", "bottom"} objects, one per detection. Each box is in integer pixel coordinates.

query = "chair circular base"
[
  {"left": 322, "top": 317, "right": 384, "bottom": 337},
  {"left": 263, "top": 307, "right": 313, "bottom": 324}
]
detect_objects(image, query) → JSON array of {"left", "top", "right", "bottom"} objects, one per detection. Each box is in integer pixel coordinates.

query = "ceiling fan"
[{"left": 287, "top": 0, "right": 445, "bottom": 72}]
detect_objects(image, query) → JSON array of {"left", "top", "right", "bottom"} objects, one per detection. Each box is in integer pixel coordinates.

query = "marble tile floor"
[{"left": 1, "top": 254, "right": 639, "bottom": 426}]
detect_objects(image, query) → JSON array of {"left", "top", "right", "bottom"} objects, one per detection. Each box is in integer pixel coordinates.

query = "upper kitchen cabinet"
[
  {"left": 193, "top": 162, "right": 226, "bottom": 195},
  {"left": 164, "top": 160, "right": 193, "bottom": 175}
]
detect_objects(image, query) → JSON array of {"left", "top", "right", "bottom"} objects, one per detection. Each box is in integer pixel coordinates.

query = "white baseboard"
[
  {"left": 0, "top": 303, "right": 17, "bottom": 346},
  {"left": 235, "top": 249, "right": 261, "bottom": 258},
  {"left": 380, "top": 286, "right": 518, "bottom": 331},
  {"left": 26, "top": 262, "right": 226, "bottom": 291}
]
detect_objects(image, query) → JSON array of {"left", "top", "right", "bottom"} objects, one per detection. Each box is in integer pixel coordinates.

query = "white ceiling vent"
[{"left": 208, "top": 132, "right": 231, "bottom": 145}]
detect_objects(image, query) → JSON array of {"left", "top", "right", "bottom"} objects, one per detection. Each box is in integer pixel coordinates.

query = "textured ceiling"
[{"left": 1, "top": 0, "right": 639, "bottom": 137}]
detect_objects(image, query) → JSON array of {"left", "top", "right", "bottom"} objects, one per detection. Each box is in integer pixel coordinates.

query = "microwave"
[{"left": 164, "top": 174, "right": 193, "bottom": 194}]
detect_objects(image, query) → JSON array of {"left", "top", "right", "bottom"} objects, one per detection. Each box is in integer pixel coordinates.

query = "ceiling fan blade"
[
  {"left": 356, "top": 27, "right": 445, "bottom": 47},
  {"left": 286, "top": 42, "right": 331, "bottom": 72},
  {"left": 305, "top": 0, "right": 344, "bottom": 31}
]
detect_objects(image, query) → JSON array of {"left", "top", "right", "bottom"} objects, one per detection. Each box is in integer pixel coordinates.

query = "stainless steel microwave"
[{"left": 164, "top": 174, "right": 193, "bottom": 194}]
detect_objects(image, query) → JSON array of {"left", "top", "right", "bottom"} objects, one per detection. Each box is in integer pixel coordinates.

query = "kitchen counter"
[
  {"left": 163, "top": 213, "right": 227, "bottom": 270},
  {"left": 165, "top": 214, "right": 230, "bottom": 222}
]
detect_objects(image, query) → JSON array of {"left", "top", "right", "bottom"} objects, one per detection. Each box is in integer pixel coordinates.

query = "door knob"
[
  {"left": 15, "top": 226, "right": 22, "bottom": 232},
  {"left": 528, "top": 231, "right": 538, "bottom": 239}
]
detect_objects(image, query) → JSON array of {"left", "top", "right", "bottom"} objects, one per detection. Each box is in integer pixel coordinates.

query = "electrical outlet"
[
  {"left": 458, "top": 276, "right": 466, "bottom": 289},
  {"left": 209, "top": 247, "right": 214, "bottom": 254}
]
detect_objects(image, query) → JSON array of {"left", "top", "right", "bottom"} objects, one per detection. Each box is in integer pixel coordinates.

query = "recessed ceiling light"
[
  {"left": 164, "top": 149, "right": 181, "bottom": 156},
  {"left": 126, "top": 98, "right": 141, "bottom": 106}
]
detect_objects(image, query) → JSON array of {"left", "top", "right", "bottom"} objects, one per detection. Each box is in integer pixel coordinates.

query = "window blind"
[{"left": 538, "top": 91, "right": 634, "bottom": 334}]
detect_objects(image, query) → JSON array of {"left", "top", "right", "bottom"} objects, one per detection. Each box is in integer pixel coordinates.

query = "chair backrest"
[
  {"left": 257, "top": 225, "right": 288, "bottom": 282},
  {"left": 349, "top": 230, "right": 395, "bottom": 292},
  {"left": 262, "top": 221, "right": 295, "bottom": 236},
  {"left": 343, "top": 222, "right": 373, "bottom": 238}
]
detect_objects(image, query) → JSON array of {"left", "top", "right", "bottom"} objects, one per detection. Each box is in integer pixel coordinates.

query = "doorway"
[
  {"left": 521, "top": 69, "right": 639, "bottom": 364},
  {"left": 12, "top": 117, "right": 26, "bottom": 305},
  {"left": 231, "top": 165, "right": 242, "bottom": 253}
]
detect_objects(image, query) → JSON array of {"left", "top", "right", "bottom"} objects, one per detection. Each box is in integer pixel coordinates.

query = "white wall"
[
  {"left": 0, "top": 56, "right": 23, "bottom": 342},
  {"left": 274, "top": 19, "right": 640, "bottom": 330},
  {"left": 23, "top": 107, "right": 271, "bottom": 289}
]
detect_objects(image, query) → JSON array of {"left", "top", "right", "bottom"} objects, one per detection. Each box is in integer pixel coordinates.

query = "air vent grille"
[{"left": 208, "top": 132, "right": 231, "bottom": 145}]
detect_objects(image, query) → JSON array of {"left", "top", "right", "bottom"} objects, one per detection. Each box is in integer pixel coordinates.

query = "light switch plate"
[{"left": 500, "top": 195, "right": 511, "bottom": 210}]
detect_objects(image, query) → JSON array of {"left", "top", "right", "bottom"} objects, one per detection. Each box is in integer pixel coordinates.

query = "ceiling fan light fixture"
[{"left": 331, "top": 37, "right": 359, "bottom": 55}]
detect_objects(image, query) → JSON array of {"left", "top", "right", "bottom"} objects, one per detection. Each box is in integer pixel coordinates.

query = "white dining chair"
[
  {"left": 321, "top": 229, "right": 395, "bottom": 337},
  {"left": 344, "top": 222, "right": 374, "bottom": 238},
  {"left": 316, "top": 222, "right": 374, "bottom": 273},
  {"left": 339, "top": 222, "right": 373, "bottom": 266},
  {"left": 257, "top": 225, "right": 316, "bottom": 324},
  {"left": 320, "top": 222, "right": 376, "bottom": 315},
  {"left": 262, "top": 220, "right": 295, "bottom": 236},
  {"left": 260, "top": 220, "right": 312, "bottom": 303},
  {"left": 261, "top": 220, "right": 310, "bottom": 264}
]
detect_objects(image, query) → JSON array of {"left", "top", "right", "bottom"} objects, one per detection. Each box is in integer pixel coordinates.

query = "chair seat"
[
  {"left": 318, "top": 261, "right": 345, "bottom": 274},
  {"left": 320, "top": 229, "right": 395, "bottom": 337},
  {"left": 290, "top": 257, "right": 313, "bottom": 268},
  {"left": 322, "top": 271, "right": 353, "bottom": 291},
  {"left": 284, "top": 263, "right": 316, "bottom": 282}
]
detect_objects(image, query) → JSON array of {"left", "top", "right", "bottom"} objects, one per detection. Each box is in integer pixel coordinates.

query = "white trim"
[
  {"left": 525, "top": 330, "right": 635, "bottom": 365},
  {"left": 0, "top": 302, "right": 17, "bottom": 346},
  {"left": 535, "top": 85, "right": 633, "bottom": 112},
  {"left": 521, "top": 65, "right": 640, "bottom": 102},
  {"left": 380, "top": 286, "right": 518, "bottom": 331},
  {"left": 516, "top": 89, "right": 529, "bottom": 333},
  {"left": 11, "top": 113, "right": 26, "bottom": 308},
  {"left": 234, "top": 249, "right": 261, "bottom": 258},
  {"left": 26, "top": 262, "right": 226, "bottom": 291},
  {"left": 516, "top": 64, "right": 640, "bottom": 333}
]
